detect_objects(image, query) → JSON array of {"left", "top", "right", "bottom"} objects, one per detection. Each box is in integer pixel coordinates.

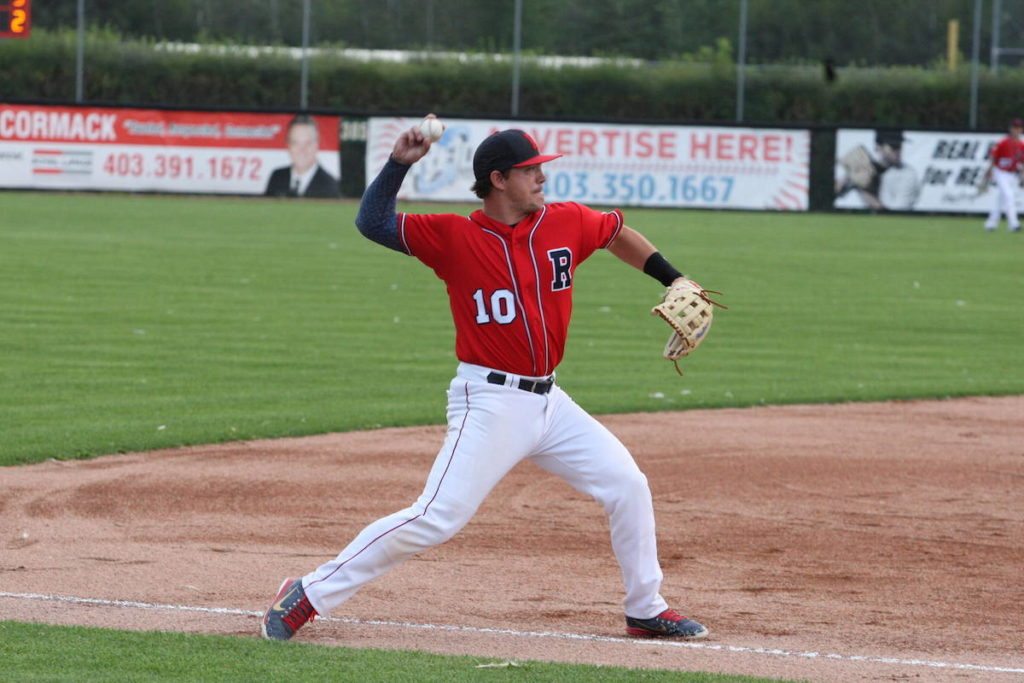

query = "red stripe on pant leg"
[{"left": 307, "top": 382, "right": 472, "bottom": 589}]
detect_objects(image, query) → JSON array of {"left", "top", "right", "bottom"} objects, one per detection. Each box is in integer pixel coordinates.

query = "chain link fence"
[
  {"left": 22, "top": 0, "right": 1024, "bottom": 126},
  {"left": 9, "top": 0, "right": 1024, "bottom": 212}
]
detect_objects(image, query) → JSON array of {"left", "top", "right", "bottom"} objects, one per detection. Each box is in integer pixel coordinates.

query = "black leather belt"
[{"left": 486, "top": 371, "right": 554, "bottom": 395}]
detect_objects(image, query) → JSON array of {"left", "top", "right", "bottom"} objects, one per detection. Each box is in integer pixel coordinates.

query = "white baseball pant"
[
  {"left": 985, "top": 168, "right": 1021, "bottom": 230},
  {"left": 302, "top": 361, "right": 670, "bottom": 620}
]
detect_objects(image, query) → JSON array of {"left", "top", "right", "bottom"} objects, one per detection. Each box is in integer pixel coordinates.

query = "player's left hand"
[{"left": 651, "top": 278, "right": 726, "bottom": 374}]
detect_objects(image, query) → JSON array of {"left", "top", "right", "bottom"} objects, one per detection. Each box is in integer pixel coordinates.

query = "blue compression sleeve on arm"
[{"left": 355, "top": 157, "right": 412, "bottom": 253}]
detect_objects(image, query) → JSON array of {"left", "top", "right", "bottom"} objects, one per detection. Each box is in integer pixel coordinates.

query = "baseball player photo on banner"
[
  {"left": 367, "top": 117, "right": 810, "bottom": 211},
  {"left": 0, "top": 103, "right": 341, "bottom": 196},
  {"left": 834, "top": 127, "right": 1019, "bottom": 214}
]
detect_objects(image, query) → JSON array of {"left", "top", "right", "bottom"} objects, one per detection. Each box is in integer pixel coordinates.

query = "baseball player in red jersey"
[
  {"left": 261, "top": 117, "right": 710, "bottom": 641},
  {"left": 982, "top": 118, "right": 1024, "bottom": 232}
]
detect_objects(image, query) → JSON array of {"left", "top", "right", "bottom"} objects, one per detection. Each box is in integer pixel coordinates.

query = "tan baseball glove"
[
  {"left": 651, "top": 279, "right": 726, "bottom": 374},
  {"left": 840, "top": 144, "right": 877, "bottom": 189}
]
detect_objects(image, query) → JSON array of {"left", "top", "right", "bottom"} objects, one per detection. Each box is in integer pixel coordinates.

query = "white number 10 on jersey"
[{"left": 472, "top": 288, "right": 517, "bottom": 325}]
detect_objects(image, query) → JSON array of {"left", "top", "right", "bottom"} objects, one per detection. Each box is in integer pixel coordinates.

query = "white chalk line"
[{"left": 2, "top": 591, "right": 1022, "bottom": 675}]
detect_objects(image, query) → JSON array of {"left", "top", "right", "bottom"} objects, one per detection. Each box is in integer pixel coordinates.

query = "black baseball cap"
[
  {"left": 472, "top": 130, "right": 562, "bottom": 181},
  {"left": 875, "top": 129, "right": 906, "bottom": 147}
]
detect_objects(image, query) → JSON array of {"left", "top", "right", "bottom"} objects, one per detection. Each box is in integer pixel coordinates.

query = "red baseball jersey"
[
  {"left": 398, "top": 202, "right": 624, "bottom": 377},
  {"left": 991, "top": 137, "right": 1024, "bottom": 172}
]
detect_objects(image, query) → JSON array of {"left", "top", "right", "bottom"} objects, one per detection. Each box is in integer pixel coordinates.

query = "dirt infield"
[{"left": 3, "top": 396, "right": 1023, "bottom": 681}]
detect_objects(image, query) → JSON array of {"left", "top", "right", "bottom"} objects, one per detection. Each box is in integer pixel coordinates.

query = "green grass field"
[
  {"left": 0, "top": 621, "right": 781, "bottom": 683},
  {"left": 3, "top": 191, "right": 1021, "bottom": 467},
  {"left": 2, "top": 190, "right": 1022, "bottom": 680}
]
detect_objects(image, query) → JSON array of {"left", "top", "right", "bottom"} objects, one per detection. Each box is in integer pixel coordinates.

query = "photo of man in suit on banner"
[{"left": 264, "top": 114, "right": 341, "bottom": 199}]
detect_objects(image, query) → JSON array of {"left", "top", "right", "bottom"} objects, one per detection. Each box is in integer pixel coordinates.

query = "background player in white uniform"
[
  {"left": 260, "top": 118, "right": 711, "bottom": 641},
  {"left": 982, "top": 118, "right": 1024, "bottom": 232}
]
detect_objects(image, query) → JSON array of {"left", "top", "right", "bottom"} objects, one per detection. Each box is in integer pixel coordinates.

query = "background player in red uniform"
[
  {"left": 261, "top": 117, "right": 710, "bottom": 641},
  {"left": 982, "top": 118, "right": 1024, "bottom": 232}
]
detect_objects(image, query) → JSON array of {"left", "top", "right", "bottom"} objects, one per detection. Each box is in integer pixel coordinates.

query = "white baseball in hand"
[{"left": 420, "top": 117, "right": 445, "bottom": 142}]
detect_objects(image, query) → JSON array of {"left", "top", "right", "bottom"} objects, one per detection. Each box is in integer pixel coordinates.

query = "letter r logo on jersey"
[{"left": 548, "top": 248, "right": 573, "bottom": 291}]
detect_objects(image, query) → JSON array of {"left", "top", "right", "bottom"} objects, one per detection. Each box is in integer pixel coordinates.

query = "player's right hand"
[{"left": 391, "top": 125, "right": 433, "bottom": 166}]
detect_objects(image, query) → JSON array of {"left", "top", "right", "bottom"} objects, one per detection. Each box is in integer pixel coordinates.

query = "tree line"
[{"left": 33, "top": 0, "right": 1024, "bottom": 68}]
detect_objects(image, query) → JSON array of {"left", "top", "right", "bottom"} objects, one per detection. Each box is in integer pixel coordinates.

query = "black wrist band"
[{"left": 643, "top": 252, "right": 684, "bottom": 287}]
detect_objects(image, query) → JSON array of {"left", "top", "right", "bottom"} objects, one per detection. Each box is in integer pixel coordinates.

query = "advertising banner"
[
  {"left": 0, "top": 104, "right": 341, "bottom": 197},
  {"left": 834, "top": 128, "right": 1014, "bottom": 213},
  {"left": 367, "top": 118, "right": 810, "bottom": 210}
]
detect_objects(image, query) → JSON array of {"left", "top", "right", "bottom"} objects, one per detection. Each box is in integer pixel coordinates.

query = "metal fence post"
[
  {"left": 736, "top": 0, "right": 748, "bottom": 122},
  {"left": 969, "top": 0, "right": 982, "bottom": 129},
  {"left": 990, "top": 0, "right": 1002, "bottom": 73},
  {"left": 75, "top": 0, "right": 85, "bottom": 102},
  {"left": 300, "top": 0, "right": 311, "bottom": 110},
  {"left": 511, "top": 0, "right": 523, "bottom": 117}
]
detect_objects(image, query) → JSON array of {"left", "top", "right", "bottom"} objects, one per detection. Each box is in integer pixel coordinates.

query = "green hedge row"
[{"left": 3, "top": 29, "right": 1024, "bottom": 129}]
